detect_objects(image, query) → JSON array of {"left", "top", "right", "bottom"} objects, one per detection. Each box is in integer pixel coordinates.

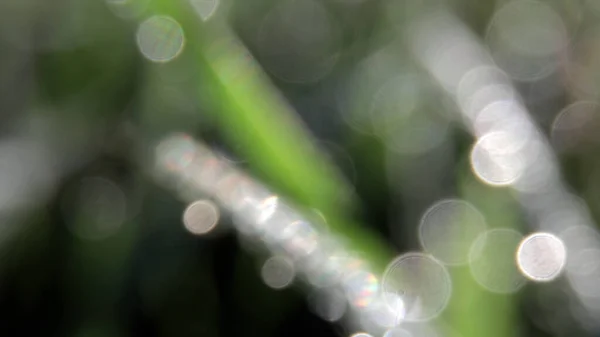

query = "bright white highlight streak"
[
  {"left": 137, "top": 15, "right": 185, "bottom": 63},
  {"left": 182, "top": 200, "right": 220, "bottom": 235},
  {"left": 517, "top": 232, "right": 566, "bottom": 282},
  {"left": 261, "top": 256, "right": 295, "bottom": 290},
  {"left": 278, "top": 220, "right": 319, "bottom": 258},
  {"left": 256, "top": 196, "right": 278, "bottom": 224},
  {"left": 382, "top": 252, "right": 451, "bottom": 322},
  {"left": 419, "top": 199, "right": 486, "bottom": 265},
  {"left": 361, "top": 292, "right": 406, "bottom": 328},
  {"left": 469, "top": 229, "right": 526, "bottom": 294}
]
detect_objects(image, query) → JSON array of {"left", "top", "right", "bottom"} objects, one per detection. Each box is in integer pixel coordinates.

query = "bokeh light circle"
[
  {"left": 182, "top": 200, "right": 220, "bottom": 235},
  {"left": 469, "top": 228, "right": 526, "bottom": 294},
  {"left": 381, "top": 252, "right": 452, "bottom": 322},
  {"left": 470, "top": 132, "right": 526, "bottom": 186},
  {"left": 419, "top": 199, "right": 487, "bottom": 265},
  {"left": 261, "top": 256, "right": 295, "bottom": 290},
  {"left": 517, "top": 232, "right": 566, "bottom": 282},
  {"left": 137, "top": 15, "right": 185, "bottom": 63}
]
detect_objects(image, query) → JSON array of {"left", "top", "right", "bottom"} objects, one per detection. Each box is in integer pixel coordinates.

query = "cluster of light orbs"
[
  {"left": 417, "top": 199, "right": 567, "bottom": 294},
  {"left": 154, "top": 131, "right": 577, "bottom": 336},
  {"left": 154, "top": 134, "right": 411, "bottom": 335},
  {"left": 406, "top": 8, "right": 600, "bottom": 328},
  {"left": 113, "top": 0, "right": 600, "bottom": 332}
]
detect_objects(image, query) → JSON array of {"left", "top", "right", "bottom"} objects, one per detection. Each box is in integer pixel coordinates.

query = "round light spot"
[
  {"left": 182, "top": 200, "right": 220, "bottom": 235},
  {"left": 381, "top": 252, "right": 452, "bottom": 322},
  {"left": 419, "top": 199, "right": 487, "bottom": 265},
  {"left": 469, "top": 229, "right": 526, "bottom": 294},
  {"left": 137, "top": 15, "right": 185, "bottom": 63},
  {"left": 261, "top": 256, "right": 295, "bottom": 290},
  {"left": 470, "top": 132, "right": 526, "bottom": 186},
  {"left": 517, "top": 232, "right": 566, "bottom": 282},
  {"left": 189, "top": 0, "right": 219, "bottom": 21}
]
